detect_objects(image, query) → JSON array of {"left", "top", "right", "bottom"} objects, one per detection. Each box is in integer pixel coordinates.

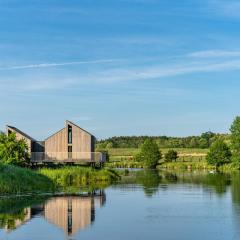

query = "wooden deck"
[{"left": 31, "top": 152, "right": 106, "bottom": 163}]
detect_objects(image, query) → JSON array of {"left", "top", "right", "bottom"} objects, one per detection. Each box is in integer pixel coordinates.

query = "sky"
[{"left": 1, "top": 0, "right": 240, "bottom": 140}]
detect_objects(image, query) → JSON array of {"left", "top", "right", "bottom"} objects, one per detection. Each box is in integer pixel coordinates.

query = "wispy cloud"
[
  {"left": 188, "top": 50, "right": 240, "bottom": 58},
  {"left": 3, "top": 55, "right": 240, "bottom": 92},
  {"left": 85, "top": 59, "right": 240, "bottom": 83},
  {"left": 0, "top": 59, "right": 116, "bottom": 71}
]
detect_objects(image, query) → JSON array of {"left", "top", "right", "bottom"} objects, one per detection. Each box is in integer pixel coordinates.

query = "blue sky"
[{"left": 1, "top": 0, "right": 240, "bottom": 139}]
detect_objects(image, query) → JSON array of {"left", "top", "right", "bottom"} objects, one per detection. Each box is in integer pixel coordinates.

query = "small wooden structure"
[{"left": 6, "top": 121, "right": 106, "bottom": 164}]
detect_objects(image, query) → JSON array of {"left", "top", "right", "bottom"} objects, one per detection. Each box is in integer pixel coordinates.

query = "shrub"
[{"left": 0, "top": 133, "right": 30, "bottom": 167}]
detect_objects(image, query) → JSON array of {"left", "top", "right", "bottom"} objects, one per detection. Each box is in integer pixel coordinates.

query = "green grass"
[
  {"left": 0, "top": 164, "right": 55, "bottom": 194},
  {"left": 107, "top": 147, "right": 208, "bottom": 168},
  {"left": 39, "top": 166, "right": 120, "bottom": 190},
  {"left": 0, "top": 164, "right": 120, "bottom": 195},
  {"left": 158, "top": 161, "right": 216, "bottom": 170}
]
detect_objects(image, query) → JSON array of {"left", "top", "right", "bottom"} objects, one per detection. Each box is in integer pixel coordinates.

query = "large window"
[{"left": 68, "top": 125, "right": 72, "bottom": 144}]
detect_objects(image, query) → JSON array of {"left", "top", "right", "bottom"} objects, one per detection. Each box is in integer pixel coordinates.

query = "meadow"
[{"left": 107, "top": 147, "right": 208, "bottom": 168}]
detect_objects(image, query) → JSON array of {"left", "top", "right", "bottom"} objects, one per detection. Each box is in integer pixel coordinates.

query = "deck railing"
[{"left": 31, "top": 152, "right": 106, "bottom": 163}]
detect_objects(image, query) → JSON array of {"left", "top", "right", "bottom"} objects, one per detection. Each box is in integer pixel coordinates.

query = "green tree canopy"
[
  {"left": 135, "top": 139, "right": 162, "bottom": 169},
  {"left": 230, "top": 116, "right": 240, "bottom": 164},
  {"left": 164, "top": 150, "right": 178, "bottom": 162},
  {"left": 0, "top": 133, "right": 30, "bottom": 166},
  {"left": 206, "top": 140, "right": 232, "bottom": 167}
]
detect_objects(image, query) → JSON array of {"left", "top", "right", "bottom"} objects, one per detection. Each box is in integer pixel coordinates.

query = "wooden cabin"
[
  {"left": 43, "top": 120, "right": 96, "bottom": 162},
  {"left": 6, "top": 121, "right": 105, "bottom": 164}
]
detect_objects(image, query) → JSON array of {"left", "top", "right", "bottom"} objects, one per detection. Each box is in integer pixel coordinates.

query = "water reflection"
[
  {"left": 0, "top": 190, "right": 106, "bottom": 237},
  {"left": 133, "top": 170, "right": 232, "bottom": 197},
  {"left": 3, "top": 171, "right": 240, "bottom": 240}
]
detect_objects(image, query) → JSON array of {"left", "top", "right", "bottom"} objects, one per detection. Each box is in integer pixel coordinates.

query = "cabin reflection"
[
  {"left": 41, "top": 191, "right": 105, "bottom": 236},
  {"left": 1, "top": 191, "right": 106, "bottom": 236}
]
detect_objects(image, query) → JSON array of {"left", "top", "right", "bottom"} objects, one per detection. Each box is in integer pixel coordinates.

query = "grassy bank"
[
  {"left": 158, "top": 161, "right": 240, "bottom": 171},
  {"left": 158, "top": 161, "right": 215, "bottom": 170},
  {"left": 0, "top": 164, "right": 120, "bottom": 195},
  {"left": 39, "top": 166, "right": 120, "bottom": 190},
  {"left": 0, "top": 164, "right": 55, "bottom": 194}
]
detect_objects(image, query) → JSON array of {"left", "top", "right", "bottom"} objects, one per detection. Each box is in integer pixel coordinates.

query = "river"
[{"left": 0, "top": 170, "right": 240, "bottom": 240}]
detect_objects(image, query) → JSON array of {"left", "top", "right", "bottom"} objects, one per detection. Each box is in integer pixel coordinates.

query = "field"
[{"left": 108, "top": 147, "right": 208, "bottom": 162}]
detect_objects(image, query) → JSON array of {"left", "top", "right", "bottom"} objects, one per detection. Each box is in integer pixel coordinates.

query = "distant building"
[{"left": 6, "top": 120, "right": 105, "bottom": 163}]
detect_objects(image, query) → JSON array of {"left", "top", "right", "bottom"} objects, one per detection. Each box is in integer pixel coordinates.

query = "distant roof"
[{"left": 7, "top": 126, "right": 36, "bottom": 141}]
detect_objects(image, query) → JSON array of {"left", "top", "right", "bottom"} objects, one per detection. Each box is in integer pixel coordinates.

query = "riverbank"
[
  {"left": 0, "top": 164, "right": 120, "bottom": 195},
  {"left": 0, "top": 164, "right": 55, "bottom": 194},
  {"left": 39, "top": 166, "right": 120, "bottom": 190},
  {"left": 158, "top": 161, "right": 239, "bottom": 172}
]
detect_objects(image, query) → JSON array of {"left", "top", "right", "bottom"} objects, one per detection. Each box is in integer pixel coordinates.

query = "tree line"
[
  {"left": 134, "top": 117, "right": 240, "bottom": 169},
  {"left": 97, "top": 132, "right": 229, "bottom": 149}
]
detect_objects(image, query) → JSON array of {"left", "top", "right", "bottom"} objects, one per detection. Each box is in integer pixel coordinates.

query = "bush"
[
  {"left": 165, "top": 150, "right": 178, "bottom": 162},
  {"left": 135, "top": 139, "right": 162, "bottom": 169},
  {"left": 206, "top": 140, "right": 232, "bottom": 167},
  {"left": 0, "top": 133, "right": 30, "bottom": 167}
]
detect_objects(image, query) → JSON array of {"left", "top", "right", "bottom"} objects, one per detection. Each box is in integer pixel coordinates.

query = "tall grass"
[
  {"left": 0, "top": 164, "right": 55, "bottom": 194},
  {"left": 159, "top": 161, "right": 216, "bottom": 170},
  {"left": 39, "top": 166, "right": 120, "bottom": 189}
]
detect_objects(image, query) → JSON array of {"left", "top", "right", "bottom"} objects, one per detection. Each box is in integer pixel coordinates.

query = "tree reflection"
[
  {"left": 0, "top": 196, "right": 48, "bottom": 231},
  {"left": 136, "top": 170, "right": 161, "bottom": 197}
]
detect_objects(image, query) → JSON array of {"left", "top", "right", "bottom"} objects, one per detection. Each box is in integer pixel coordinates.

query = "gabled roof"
[
  {"left": 44, "top": 127, "right": 65, "bottom": 141},
  {"left": 7, "top": 126, "right": 36, "bottom": 141},
  {"left": 66, "top": 120, "right": 95, "bottom": 137}
]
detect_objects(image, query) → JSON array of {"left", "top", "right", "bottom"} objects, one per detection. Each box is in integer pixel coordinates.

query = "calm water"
[{"left": 1, "top": 170, "right": 240, "bottom": 240}]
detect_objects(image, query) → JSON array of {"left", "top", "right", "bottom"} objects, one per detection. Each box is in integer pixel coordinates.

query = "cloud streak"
[
  {"left": 3, "top": 52, "right": 240, "bottom": 92},
  {"left": 188, "top": 50, "right": 240, "bottom": 58},
  {"left": 0, "top": 59, "right": 116, "bottom": 71}
]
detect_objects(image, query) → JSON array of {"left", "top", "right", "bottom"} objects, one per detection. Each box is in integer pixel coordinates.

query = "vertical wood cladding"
[
  {"left": 44, "top": 121, "right": 95, "bottom": 161},
  {"left": 45, "top": 128, "right": 67, "bottom": 153}
]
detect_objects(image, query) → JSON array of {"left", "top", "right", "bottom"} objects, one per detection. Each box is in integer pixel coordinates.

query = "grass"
[
  {"left": 159, "top": 161, "right": 216, "bottom": 170},
  {"left": 108, "top": 147, "right": 208, "bottom": 161},
  {"left": 39, "top": 166, "right": 120, "bottom": 190},
  {"left": 106, "top": 147, "right": 208, "bottom": 168},
  {"left": 108, "top": 147, "right": 208, "bottom": 156},
  {"left": 0, "top": 164, "right": 55, "bottom": 194}
]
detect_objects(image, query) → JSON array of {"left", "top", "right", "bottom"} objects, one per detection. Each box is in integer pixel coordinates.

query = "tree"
[
  {"left": 201, "top": 131, "right": 215, "bottom": 147},
  {"left": 230, "top": 116, "right": 240, "bottom": 165},
  {"left": 199, "top": 138, "right": 209, "bottom": 149},
  {"left": 135, "top": 139, "right": 162, "bottom": 169},
  {"left": 106, "top": 142, "right": 114, "bottom": 149},
  {"left": 0, "top": 133, "right": 30, "bottom": 166},
  {"left": 206, "top": 140, "right": 232, "bottom": 167},
  {"left": 165, "top": 150, "right": 178, "bottom": 162}
]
